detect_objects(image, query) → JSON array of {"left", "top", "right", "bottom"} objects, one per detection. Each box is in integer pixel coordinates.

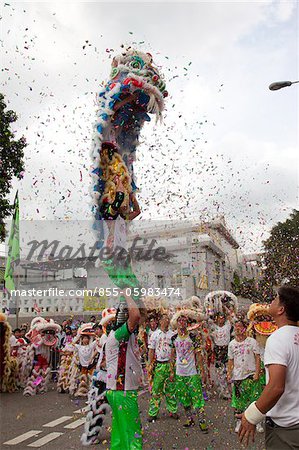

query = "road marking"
[
  {"left": 64, "top": 418, "right": 86, "bottom": 429},
  {"left": 43, "top": 416, "right": 73, "bottom": 427},
  {"left": 27, "top": 432, "right": 63, "bottom": 447},
  {"left": 73, "top": 406, "right": 89, "bottom": 414},
  {"left": 3, "top": 431, "right": 42, "bottom": 446}
]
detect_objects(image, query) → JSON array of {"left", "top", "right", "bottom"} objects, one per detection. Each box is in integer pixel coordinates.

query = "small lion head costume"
[{"left": 247, "top": 303, "right": 278, "bottom": 348}]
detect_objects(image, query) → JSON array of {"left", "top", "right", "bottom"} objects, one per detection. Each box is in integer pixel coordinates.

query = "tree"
[
  {"left": 231, "top": 272, "right": 260, "bottom": 300},
  {"left": 0, "top": 93, "right": 26, "bottom": 242},
  {"left": 231, "top": 271, "right": 242, "bottom": 296},
  {"left": 262, "top": 210, "right": 299, "bottom": 286}
]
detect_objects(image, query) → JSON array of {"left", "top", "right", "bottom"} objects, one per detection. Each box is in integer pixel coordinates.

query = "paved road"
[{"left": 1, "top": 384, "right": 265, "bottom": 450}]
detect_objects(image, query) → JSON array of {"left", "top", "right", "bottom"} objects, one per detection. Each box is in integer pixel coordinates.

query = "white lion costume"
[
  {"left": 57, "top": 340, "right": 75, "bottom": 394},
  {"left": 170, "top": 296, "right": 205, "bottom": 330},
  {"left": 203, "top": 290, "right": 238, "bottom": 317},
  {"left": 81, "top": 310, "right": 116, "bottom": 446},
  {"left": 21, "top": 317, "right": 61, "bottom": 396}
]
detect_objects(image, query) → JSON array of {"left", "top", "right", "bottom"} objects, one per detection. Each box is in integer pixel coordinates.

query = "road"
[{"left": 1, "top": 383, "right": 265, "bottom": 450}]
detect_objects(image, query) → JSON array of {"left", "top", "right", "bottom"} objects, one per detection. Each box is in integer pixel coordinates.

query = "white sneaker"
[
  {"left": 234, "top": 419, "right": 241, "bottom": 433},
  {"left": 256, "top": 422, "right": 264, "bottom": 433}
]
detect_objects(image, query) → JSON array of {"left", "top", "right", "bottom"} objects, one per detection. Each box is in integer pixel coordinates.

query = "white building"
[{"left": 126, "top": 217, "right": 243, "bottom": 302}]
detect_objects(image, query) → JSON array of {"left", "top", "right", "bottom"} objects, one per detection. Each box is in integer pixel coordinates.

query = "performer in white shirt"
[
  {"left": 170, "top": 311, "right": 208, "bottom": 433},
  {"left": 238, "top": 285, "right": 299, "bottom": 449},
  {"left": 147, "top": 313, "right": 178, "bottom": 421},
  {"left": 227, "top": 319, "right": 261, "bottom": 433},
  {"left": 104, "top": 293, "right": 145, "bottom": 450}
]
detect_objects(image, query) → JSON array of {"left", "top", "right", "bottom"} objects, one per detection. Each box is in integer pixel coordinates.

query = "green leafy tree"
[
  {"left": 231, "top": 271, "right": 242, "bottom": 295},
  {"left": 262, "top": 210, "right": 299, "bottom": 286},
  {"left": 231, "top": 272, "right": 260, "bottom": 300},
  {"left": 0, "top": 93, "right": 26, "bottom": 242},
  {"left": 239, "top": 277, "right": 258, "bottom": 300}
]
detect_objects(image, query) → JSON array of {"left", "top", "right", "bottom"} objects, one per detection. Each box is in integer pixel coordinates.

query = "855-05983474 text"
[{"left": 92, "top": 287, "right": 181, "bottom": 297}]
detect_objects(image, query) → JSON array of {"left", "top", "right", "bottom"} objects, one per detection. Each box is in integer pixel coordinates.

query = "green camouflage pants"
[
  {"left": 176, "top": 374, "right": 205, "bottom": 410},
  {"left": 148, "top": 362, "right": 178, "bottom": 417}
]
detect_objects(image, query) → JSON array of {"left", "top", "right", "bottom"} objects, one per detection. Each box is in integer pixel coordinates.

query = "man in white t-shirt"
[
  {"left": 147, "top": 314, "right": 178, "bottom": 421},
  {"left": 238, "top": 285, "right": 299, "bottom": 449},
  {"left": 105, "top": 294, "right": 144, "bottom": 450},
  {"left": 170, "top": 312, "right": 208, "bottom": 433},
  {"left": 147, "top": 315, "right": 158, "bottom": 349}
]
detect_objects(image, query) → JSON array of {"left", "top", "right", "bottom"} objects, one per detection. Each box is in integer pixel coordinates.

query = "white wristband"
[{"left": 244, "top": 402, "right": 266, "bottom": 425}]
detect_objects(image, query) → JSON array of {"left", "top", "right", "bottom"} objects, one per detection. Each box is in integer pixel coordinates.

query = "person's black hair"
[
  {"left": 149, "top": 315, "right": 157, "bottom": 322},
  {"left": 13, "top": 328, "right": 21, "bottom": 333},
  {"left": 106, "top": 321, "right": 115, "bottom": 334},
  {"left": 214, "top": 312, "right": 226, "bottom": 321},
  {"left": 234, "top": 314, "right": 248, "bottom": 329},
  {"left": 278, "top": 285, "right": 299, "bottom": 322},
  {"left": 92, "top": 323, "right": 102, "bottom": 330},
  {"left": 101, "top": 141, "right": 118, "bottom": 152}
]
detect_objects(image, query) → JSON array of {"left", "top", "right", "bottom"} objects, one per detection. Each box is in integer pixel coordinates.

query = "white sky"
[{"left": 1, "top": 0, "right": 298, "bottom": 254}]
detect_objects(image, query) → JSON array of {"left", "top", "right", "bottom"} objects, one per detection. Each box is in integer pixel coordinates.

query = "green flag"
[{"left": 4, "top": 193, "right": 20, "bottom": 292}]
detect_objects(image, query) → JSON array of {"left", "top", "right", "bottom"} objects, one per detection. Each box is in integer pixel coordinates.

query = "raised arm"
[{"left": 125, "top": 292, "right": 141, "bottom": 333}]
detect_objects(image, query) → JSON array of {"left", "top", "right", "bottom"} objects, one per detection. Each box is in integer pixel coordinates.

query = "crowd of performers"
[{"left": 0, "top": 290, "right": 280, "bottom": 449}]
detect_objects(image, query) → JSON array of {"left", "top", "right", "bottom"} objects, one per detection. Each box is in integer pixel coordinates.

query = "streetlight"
[{"left": 269, "top": 80, "right": 299, "bottom": 91}]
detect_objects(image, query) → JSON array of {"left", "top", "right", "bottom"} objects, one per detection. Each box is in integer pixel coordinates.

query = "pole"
[{"left": 15, "top": 272, "right": 19, "bottom": 328}]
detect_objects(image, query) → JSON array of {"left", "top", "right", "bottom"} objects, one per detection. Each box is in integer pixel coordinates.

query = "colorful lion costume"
[
  {"left": 0, "top": 313, "right": 18, "bottom": 393},
  {"left": 90, "top": 49, "right": 168, "bottom": 335},
  {"left": 246, "top": 303, "right": 278, "bottom": 397},
  {"left": 21, "top": 317, "right": 61, "bottom": 396},
  {"left": 247, "top": 303, "right": 278, "bottom": 351},
  {"left": 91, "top": 49, "right": 167, "bottom": 223}
]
